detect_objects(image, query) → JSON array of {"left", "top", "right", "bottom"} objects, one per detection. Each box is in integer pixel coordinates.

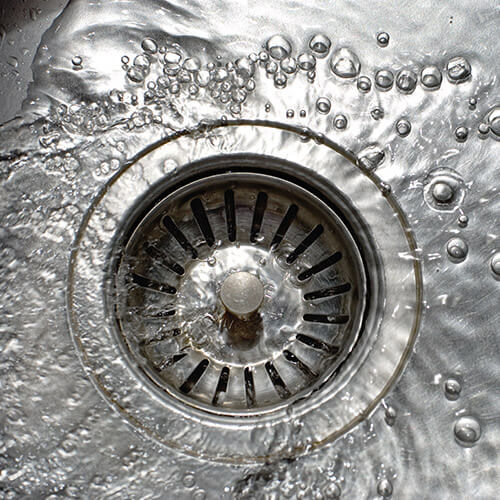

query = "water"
[{"left": 0, "top": 0, "right": 499, "bottom": 498}]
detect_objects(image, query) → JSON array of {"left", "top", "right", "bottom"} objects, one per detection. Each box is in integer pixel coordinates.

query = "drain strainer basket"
[{"left": 68, "top": 124, "right": 420, "bottom": 462}]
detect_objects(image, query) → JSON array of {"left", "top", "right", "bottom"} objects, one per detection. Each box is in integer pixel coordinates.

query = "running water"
[{"left": 0, "top": 0, "right": 499, "bottom": 498}]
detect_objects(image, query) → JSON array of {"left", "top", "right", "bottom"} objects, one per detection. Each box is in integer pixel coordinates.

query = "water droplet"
[
  {"left": 235, "top": 57, "right": 255, "bottom": 78},
  {"left": 371, "top": 107, "right": 384, "bottom": 120},
  {"left": 207, "top": 257, "right": 216, "bottom": 267},
  {"left": 458, "top": 214, "right": 469, "bottom": 227},
  {"left": 483, "top": 106, "right": 500, "bottom": 139},
  {"left": 286, "top": 109, "right": 294, "bottom": 118},
  {"left": 309, "top": 34, "right": 331, "bottom": 58},
  {"left": 454, "top": 416, "right": 481, "bottom": 446},
  {"left": 127, "top": 66, "right": 146, "bottom": 83},
  {"left": 299, "top": 110, "right": 306, "bottom": 117},
  {"left": 330, "top": 47, "right": 361, "bottom": 78},
  {"left": 121, "top": 55, "right": 129, "bottom": 65},
  {"left": 396, "top": 69, "right": 417, "bottom": 94},
  {"left": 357, "top": 145, "right": 385, "bottom": 171},
  {"left": 420, "top": 65, "right": 442, "bottom": 90},
  {"left": 265, "top": 61, "right": 278, "bottom": 75},
  {"left": 444, "top": 378, "right": 462, "bottom": 401},
  {"left": 384, "top": 405, "right": 397, "bottom": 426},
  {"left": 375, "top": 69, "right": 394, "bottom": 91},
  {"left": 7, "top": 56, "right": 18, "bottom": 68},
  {"left": 298, "top": 52, "right": 316, "bottom": 71},
  {"left": 134, "top": 54, "right": 151, "bottom": 71},
  {"left": 316, "top": 97, "right": 331, "bottom": 114},
  {"left": 376, "top": 32, "right": 390, "bottom": 47},
  {"left": 195, "top": 70, "right": 211, "bottom": 87},
  {"left": 334, "top": 114, "right": 348, "bottom": 130},
  {"left": 446, "top": 237, "right": 468, "bottom": 262},
  {"left": 71, "top": 55, "right": 82, "bottom": 67},
  {"left": 323, "top": 483, "right": 341, "bottom": 499},
  {"left": 490, "top": 252, "right": 500, "bottom": 277},
  {"left": 468, "top": 97, "right": 477, "bottom": 110},
  {"left": 266, "top": 35, "right": 292, "bottom": 61},
  {"left": 396, "top": 118, "right": 411, "bottom": 137},
  {"left": 478, "top": 122, "right": 490, "bottom": 137},
  {"left": 280, "top": 56, "right": 297, "bottom": 74},
  {"left": 164, "top": 50, "right": 182, "bottom": 65},
  {"left": 265, "top": 103, "right": 271, "bottom": 112},
  {"left": 141, "top": 37, "right": 158, "bottom": 54},
  {"left": 432, "top": 181, "right": 454, "bottom": 202},
  {"left": 447, "top": 56, "right": 472, "bottom": 83},
  {"left": 454, "top": 126, "right": 468, "bottom": 142},
  {"left": 183, "top": 57, "right": 201, "bottom": 72},
  {"left": 274, "top": 72, "right": 287, "bottom": 89},
  {"left": 183, "top": 473, "right": 196, "bottom": 488},
  {"left": 193, "top": 491, "right": 206, "bottom": 500},
  {"left": 357, "top": 75, "right": 372, "bottom": 93},
  {"left": 377, "top": 479, "right": 393, "bottom": 497}
]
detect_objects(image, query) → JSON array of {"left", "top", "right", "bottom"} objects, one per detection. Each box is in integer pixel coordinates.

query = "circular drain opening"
[{"left": 113, "top": 173, "right": 367, "bottom": 415}]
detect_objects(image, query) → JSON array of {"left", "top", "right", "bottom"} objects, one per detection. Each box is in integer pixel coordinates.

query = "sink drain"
[
  {"left": 113, "top": 173, "right": 367, "bottom": 414},
  {"left": 68, "top": 123, "right": 420, "bottom": 461}
]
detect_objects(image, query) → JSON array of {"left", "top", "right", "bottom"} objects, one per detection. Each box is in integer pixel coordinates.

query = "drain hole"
[
  {"left": 129, "top": 273, "right": 176, "bottom": 295},
  {"left": 224, "top": 189, "right": 236, "bottom": 242},
  {"left": 191, "top": 198, "right": 216, "bottom": 247},
  {"left": 283, "top": 350, "right": 317, "bottom": 379},
  {"left": 156, "top": 351, "right": 188, "bottom": 371},
  {"left": 143, "top": 243, "right": 185, "bottom": 275},
  {"left": 244, "top": 367, "right": 256, "bottom": 408},
  {"left": 295, "top": 333, "right": 339, "bottom": 354},
  {"left": 286, "top": 224, "right": 324, "bottom": 264},
  {"left": 162, "top": 215, "right": 198, "bottom": 259},
  {"left": 303, "top": 313, "right": 349, "bottom": 324},
  {"left": 265, "top": 361, "right": 291, "bottom": 399},
  {"left": 212, "top": 366, "right": 230, "bottom": 406},
  {"left": 270, "top": 203, "right": 298, "bottom": 251},
  {"left": 179, "top": 359, "right": 210, "bottom": 394},
  {"left": 298, "top": 251, "right": 342, "bottom": 281},
  {"left": 250, "top": 191, "right": 268, "bottom": 243},
  {"left": 304, "top": 283, "right": 352, "bottom": 301}
]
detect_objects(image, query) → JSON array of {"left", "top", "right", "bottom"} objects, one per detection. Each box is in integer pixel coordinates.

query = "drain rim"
[
  {"left": 67, "top": 122, "right": 421, "bottom": 462},
  {"left": 112, "top": 172, "right": 368, "bottom": 415}
]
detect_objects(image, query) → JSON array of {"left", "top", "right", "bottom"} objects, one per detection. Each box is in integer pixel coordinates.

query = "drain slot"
[
  {"left": 162, "top": 215, "right": 198, "bottom": 259},
  {"left": 250, "top": 191, "right": 268, "bottom": 243},
  {"left": 286, "top": 224, "right": 324, "bottom": 264},
  {"left": 270, "top": 203, "right": 298, "bottom": 250},
  {"left": 191, "top": 198, "right": 216, "bottom": 247}
]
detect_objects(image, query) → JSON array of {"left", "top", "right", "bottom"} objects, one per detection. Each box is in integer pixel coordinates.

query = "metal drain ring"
[
  {"left": 68, "top": 123, "right": 421, "bottom": 462},
  {"left": 113, "top": 173, "right": 367, "bottom": 414}
]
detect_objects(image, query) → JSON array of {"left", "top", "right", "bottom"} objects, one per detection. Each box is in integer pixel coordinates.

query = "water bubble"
[
  {"left": 384, "top": 405, "right": 397, "bottom": 426},
  {"left": 432, "top": 181, "right": 454, "bottom": 203},
  {"left": 358, "top": 145, "right": 385, "bottom": 171},
  {"left": 164, "top": 50, "right": 182, "bottom": 65},
  {"left": 299, "top": 110, "right": 306, "bottom": 117},
  {"left": 444, "top": 378, "right": 462, "bottom": 401},
  {"left": 375, "top": 69, "right": 394, "bottom": 91},
  {"left": 274, "top": 72, "right": 287, "bottom": 89},
  {"left": 357, "top": 75, "right": 372, "bottom": 93},
  {"left": 286, "top": 109, "right": 294, "bottom": 118},
  {"left": 207, "top": 256, "right": 216, "bottom": 267},
  {"left": 141, "top": 38, "right": 158, "bottom": 54},
  {"left": 309, "top": 34, "right": 331, "bottom": 57},
  {"left": 376, "top": 32, "right": 390, "bottom": 47},
  {"left": 121, "top": 55, "right": 129, "bottom": 65},
  {"left": 478, "top": 122, "right": 490, "bottom": 137},
  {"left": 265, "top": 61, "right": 278, "bottom": 75},
  {"left": 307, "top": 70, "right": 316, "bottom": 83},
  {"left": 316, "top": 97, "right": 331, "bottom": 114},
  {"left": 258, "top": 50, "right": 269, "bottom": 63},
  {"left": 183, "top": 57, "right": 201, "bottom": 72},
  {"left": 468, "top": 97, "right": 477, "bottom": 109},
  {"left": 334, "top": 114, "right": 348, "bottom": 130},
  {"left": 298, "top": 52, "right": 316, "bottom": 71},
  {"left": 371, "top": 107, "right": 384, "bottom": 120},
  {"left": 7, "top": 56, "right": 18, "bottom": 68},
  {"left": 484, "top": 106, "right": 500, "bottom": 139},
  {"left": 420, "top": 65, "right": 442, "bottom": 90},
  {"left": 235, "top": 57, "right": 255, "bottom": 78},
  {"left": 265, "top": 103, "right": 271, "bottom": 112},
  {"left": 183, "top": 473, "right": 196, "bottom": 488},
  {"left": 458, "top": 214, "right": 469, "bottom": 227},
  {"left": 454, "top": 416, "right": 481, "bottom": 446},
  {"left": 446, "top": 237, "right": 468, "bottom": 262},
  {"left": 377, "top": 479, "right": 393, "bottom": 497},
  {"left": 447, "top": 56, "right": 472, "bottom": 83},
  {"left": 266, "top": 35, "right": 292, "bottom": 60},
  {"left": 71, "top": 55, "right": 82, "bottom": 67},
  {"left": 195, "top": 70, "right": 211, "bottom": 87},
  {"left": 490, "top": 252, "right": 500, "bottom": 277},
  {"left": 396, "top": 69, "right": 417, "bottom": 94},
  {"left": 454, "top": 126, "right": 468, "bottom": 142},
  {"left": 396, "top": 118, "right": 411, "bottom": 137},
  {"left": 323, "top": 483, "right": 341, "bottom": 499},
  {"left": 193, "top": 491, "right": 206, "bottom": 500},
  {"left": 134, "top": 54, "right": 151, "bottom": 71},
  {"left": 276, "top": 58, "right": 297, "bottom": 78},
  {"left": 330, "top": 47, "right": 361, "bottom": 78},
  {"left": 127, "top": 66, "right": 146, "bottom": 83}
]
